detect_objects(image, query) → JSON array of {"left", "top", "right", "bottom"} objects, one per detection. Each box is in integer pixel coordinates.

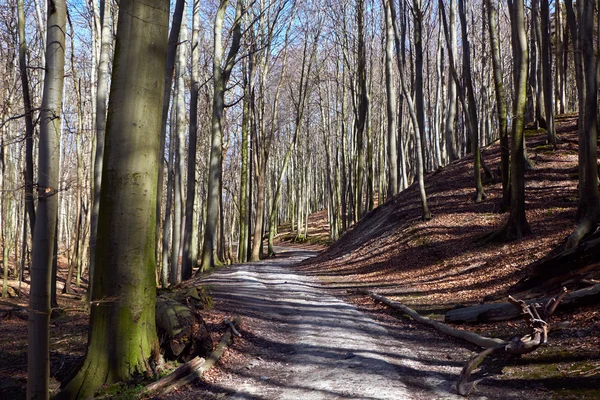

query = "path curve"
[{"left": 188, "top": 248, "right": 475, "bottom": 400}]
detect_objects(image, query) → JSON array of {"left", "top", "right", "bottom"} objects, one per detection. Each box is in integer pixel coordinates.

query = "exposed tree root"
[{"left": 565, "top": 216, "right": 597, "bottom": 250}]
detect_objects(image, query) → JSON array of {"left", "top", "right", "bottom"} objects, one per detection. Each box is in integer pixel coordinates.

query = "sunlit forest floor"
[{"left": 1, "top": 115, "right": 599, "bottom": 399}]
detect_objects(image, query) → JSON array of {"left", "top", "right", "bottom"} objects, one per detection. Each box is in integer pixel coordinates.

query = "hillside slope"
[{"left": 299, "top": 115, "right": 600, "bottom": 398}]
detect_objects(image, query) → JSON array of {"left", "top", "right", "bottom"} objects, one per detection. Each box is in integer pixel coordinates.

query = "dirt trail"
[{"left": 183, "top": 248, "right": 534, "bottom": 400}]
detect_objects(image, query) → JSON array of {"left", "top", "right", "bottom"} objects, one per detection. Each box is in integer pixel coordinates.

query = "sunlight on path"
[{"left": 200, "top": 248, "right": 471, "bottom": 400}]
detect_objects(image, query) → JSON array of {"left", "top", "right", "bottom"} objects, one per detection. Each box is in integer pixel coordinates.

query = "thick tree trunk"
[
  {"left": 565, "top": 0, "right": 600, "bottom": 249},
  {"left": 57, "top": 0, "right": 169, "bottom": 397}
]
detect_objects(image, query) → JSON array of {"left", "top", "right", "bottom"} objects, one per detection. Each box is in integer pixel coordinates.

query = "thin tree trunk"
[
  {"left": 384, "top": 0, "right": 398, "bottom": 197},
  {"left": 391, "top": 0, "right": 431, "bottom": 220},
  {"left": 182, "top": 0, "right": 200, "bottom": 279},
  {"left": 170, "top": 4, "right": 188, "bottom": 285},
  {"left": 201, "top": 0, "right": 243, "bottom": 270},
  {"left": 487, "top": 0, "right": 510, "bottom": 210},
  {"left": 27, "top": 0, "right": 66, "bottom": 397},
  {"left": 90, "top": 0, "right": 112, "bottom": 297},
  {"left": 17, "top": 0, "right": 36, "bottom": 237},
  {"left": 458, "top": 0, "right": 485, "bottom": 202},
  {"left": 540, "top": 0, "right": 556, "bottom": 146}
]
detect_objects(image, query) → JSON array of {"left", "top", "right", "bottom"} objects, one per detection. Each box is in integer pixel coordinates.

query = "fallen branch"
[
  {"left": 360, "top": 290, "right": 506, "bottom": 348},
  {"left": 457, "top": 288, "right": 567, "bottom": 396},
  {"left": 145, "top": 316, "right": 241, "bottom": 397}
]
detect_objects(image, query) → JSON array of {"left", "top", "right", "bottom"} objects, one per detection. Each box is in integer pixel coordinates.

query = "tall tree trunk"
[
  {"left": 442, "top": 0, "right": 459, "bottom": 162},
  {"left": 182, "top": 0, "right": 200, "bottom": 279},
  {"left": 565, "top": 0, "right": 586, "bottom": 219},
  {"left": 155, "top": 0, "right": 186, "bottom": 263},
  {"left": 201, "top": 0, "right": 243, "bottom": 270},
  {"left": 390, "top": 0, "right": 431, "bottom": 220},
  {"left": 27, "top": 0, "right": 66, "bottom": 397},
  {"left": 532, "top": 0, "right": 547, "bottom": 129},
  {"left": 458, "top": 0, "right": 485, "bottom": 202},
  {"left": 17, "top": 0, "right": 36, "bottom": 237},
  {"left": 90, "top": 0, "right": 112, "bottom": 297},
  {"left": 58, "top": 0, "right": 169, "bottom": 397},
  {"left": 237, "top": 62, "right": 250, "bottom": 263},
  {"left": 565, "top": 0, "right": 599, "bottom": 249},
  {"left": 384, "top": 0, "right": 398, "bottom": 197},
  {"left": 171, "top": 4, "right": 188, "bottom": 285},
  {"left": 487, "top": 0, "right": 510, "bottom": 210},
  {"left": 540, "top": 0, "right": 556, "bottom": 146},
  {"left": 491, "top": 0, "right": 531, "bottom": 240},
  {"left": 355, "top": 0, "right": 368, "bottom": 221}
]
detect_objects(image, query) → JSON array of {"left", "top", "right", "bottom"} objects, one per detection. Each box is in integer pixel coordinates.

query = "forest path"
[{"left": 189, "top": 247, "right": 472, "bottom": 400}]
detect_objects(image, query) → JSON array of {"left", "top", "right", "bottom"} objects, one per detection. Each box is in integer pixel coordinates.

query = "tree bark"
[
  {"left": 182, "top": 0, "right": 201, "bottom": 280},
  {"left": 57, "top": 0, "right": 169, "bottom": 397},
  {"left": 201, "top": 0, "right": 243, "bottom": 270},
  {"left": 28, "top": 0, "right": 66, "bottom": 397},
  {"left": 540, "top": 0, "right": 556, "bottom": 146},
  {"left": 383, "top": 0, "right": 398, "bottom": 197},
  {"left": 566, "top": 0, "right": 600, "bottom": 249},
  {"left": 90, "top": 0, "right": 112, "bottom": 298},
  {"left": 487, "top": 0, "right": 510, "bottom": 210}
]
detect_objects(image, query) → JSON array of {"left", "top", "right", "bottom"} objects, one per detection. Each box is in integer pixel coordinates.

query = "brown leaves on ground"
[{"left": 295, "top": 115, "right": 599, "bottom": 397}]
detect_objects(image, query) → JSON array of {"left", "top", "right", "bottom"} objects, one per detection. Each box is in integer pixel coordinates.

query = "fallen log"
[
  {"left": 362, "top": 291, "right": 506, "bottom": 348},
  {"left": 145, "top": 316, "right": 241, "bottom": 397},
  {"left": 445, "top": 283, "right": 600, "bottom": 323}
]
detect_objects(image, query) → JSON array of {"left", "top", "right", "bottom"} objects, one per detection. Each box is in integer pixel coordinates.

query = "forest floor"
[{"left": 1, "top": 115, "right": 599, "bottom": 399}]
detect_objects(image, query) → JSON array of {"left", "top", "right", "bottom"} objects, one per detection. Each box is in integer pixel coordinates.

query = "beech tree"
[
  {"left": 201, "top": 0, "right": 243, "bottom": 270},
  {"left": 27, "top": 0, "right": 66, "bottom": 397},
  {"left": 58, "top": 0, "right": 169, "bottom": 397}
]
